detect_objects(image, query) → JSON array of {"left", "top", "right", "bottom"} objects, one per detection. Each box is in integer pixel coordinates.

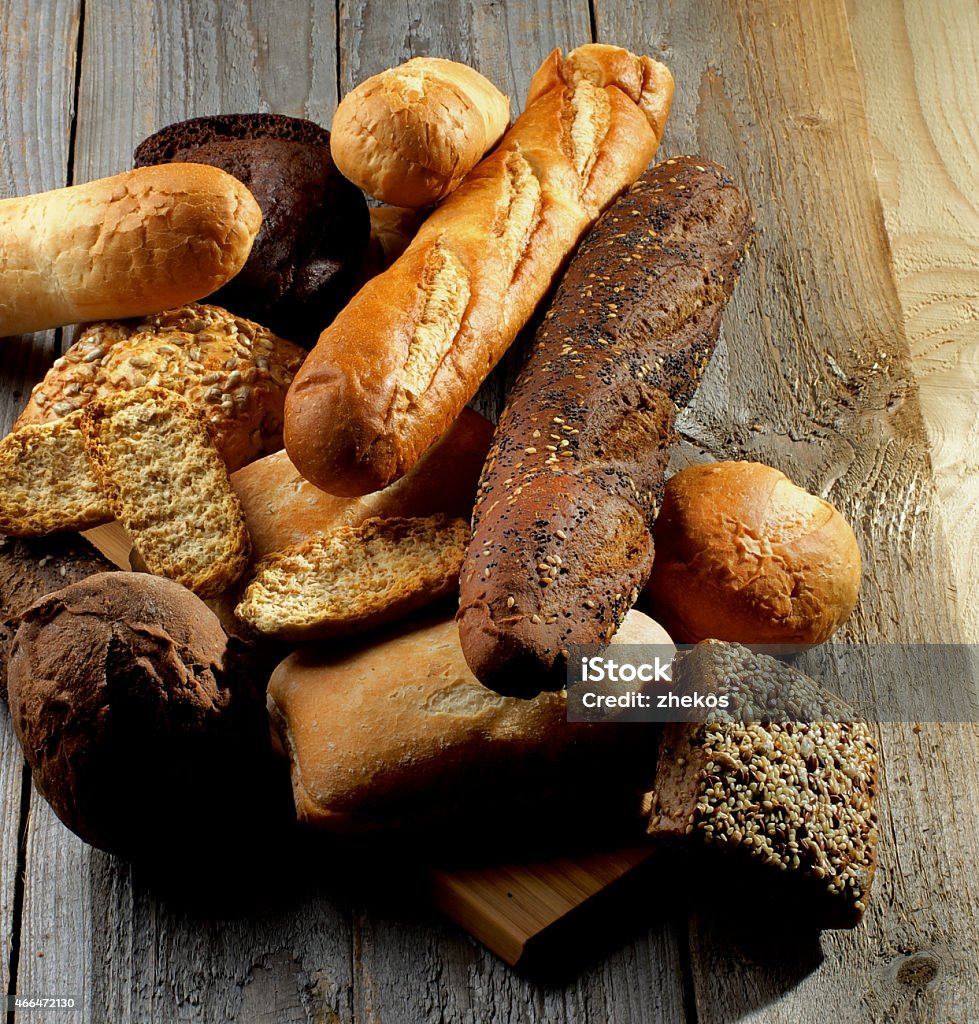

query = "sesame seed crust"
[
  {"left": 458, "top": 157, "right": 753, "bottom": 695},
  {"left": 646, "top": 642, "right": 879, "bottom": 928}
]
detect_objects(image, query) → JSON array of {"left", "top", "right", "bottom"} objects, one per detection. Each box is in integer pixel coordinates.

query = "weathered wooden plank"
[
  {"left": 11, "top": 3, "right": 355, "bottom": 1022},
  {"left": 847, "top": 0, "right": 979, "bottom": 644},
  {"left": 0, "top": 0, "right": 82, "bottom": 1005},
  {"left": 596, "top": 0, "right": 979, "bottom": 1020}
]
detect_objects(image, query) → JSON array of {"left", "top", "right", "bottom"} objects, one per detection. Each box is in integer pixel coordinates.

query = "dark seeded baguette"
[{"left": 457, "top": 156, "right": 753, "bottom": 695}]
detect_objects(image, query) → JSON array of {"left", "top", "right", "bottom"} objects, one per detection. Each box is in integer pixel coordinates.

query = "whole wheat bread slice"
[
  {"left": 0, "top": 413, "right": 111, "bottom": 536},
  {"left": 235, "top": 515, "right": 468, "bottom": 641},
  {"left": 80, "top": 386, "right": 250, "bottom": 597}
]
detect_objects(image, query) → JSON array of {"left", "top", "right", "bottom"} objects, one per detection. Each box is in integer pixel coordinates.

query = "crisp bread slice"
[
  {"left": 0, "top": 413, "right": 111, "bottom": 536},
  {"left": 235, "top": 515, "right": 468, "bottom": 641},
  {"left": 643, "top": 641, "right": 879, "bottom": 928},
  {"left": 80, "top": 386, "right": 250, "bottom": 597}
]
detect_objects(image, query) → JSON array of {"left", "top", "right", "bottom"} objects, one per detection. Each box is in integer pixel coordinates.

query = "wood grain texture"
[
  {"left": 848, "top": 0, "right": 979, "bottom": 643},
  {"left": 0, "top": 0, "right": 81, "bottom": 1003},
  {"left": 70, "top": 0, "right": 339, "bottom": 182},
  {"left": 597, "top": 0, "right": 979, "bottom": 1020}
]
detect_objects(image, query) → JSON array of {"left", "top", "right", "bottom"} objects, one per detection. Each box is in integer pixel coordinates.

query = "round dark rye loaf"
[
  {"left": 135, "top": 113, "right": 370, "bottom": 345},
  {"left": 457, "top": 156, "right": 753, "bottom": 695}
]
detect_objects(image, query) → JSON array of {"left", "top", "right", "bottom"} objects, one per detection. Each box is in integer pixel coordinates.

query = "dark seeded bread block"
[
  {"left": 0, "top": 533, "right": 117, "bottom": 702},
  {"left": 134, "top": 113, "right": 370, "bottom": 344},
  {"left": 644, "top": 642, "right": 879, "bottom": 928},
  {"left": 458, "top": 156, "right": 753, "bottom": 695}
]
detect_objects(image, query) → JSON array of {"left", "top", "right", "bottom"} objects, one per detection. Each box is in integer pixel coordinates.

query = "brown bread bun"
[
  {"left": 643, "top": 461, "right": 861, "bottom": 645},
  {"left": 6, "top": 573, "right": 272, "bottom": 860},
  {"left": 0, "top": 533, "right": 117, "bottom": 702},
  {"left": 330, "top": 57, "right": 510, "bottom": 207}
]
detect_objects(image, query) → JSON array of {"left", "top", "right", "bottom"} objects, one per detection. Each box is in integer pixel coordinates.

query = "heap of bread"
[{"left": 0, "top": 45, "right": 874, "bottom": 932}]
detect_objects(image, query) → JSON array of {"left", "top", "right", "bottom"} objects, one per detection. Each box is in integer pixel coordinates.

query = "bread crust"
[
  {"left": 284, "top": 44, "right": 674, "bottom": 496},
  {"left": 457, "top": 157, "right": 754, "bottom": 694},
  {"left": 644, "top": 461, "right": 862, "bottom": 644},
  {"left": 231, "top": 406, "right": 492, "bottom": 562},
  {"left": 0, "top": 164, "right": 261, "bottom": 337},
  {"left": 330, "top": 57, "right": 510, "bottom": 207}
]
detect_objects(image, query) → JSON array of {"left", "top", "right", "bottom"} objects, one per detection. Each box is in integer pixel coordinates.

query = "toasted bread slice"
[
  {"left": 236, "top": 515, "right": 468, "bottom": 641},
  {"left": 0, "top": 413, "right": 111, "bottom": 536},
  {"left": 80, "top": 387, "right": 250, "bottom": 597}
]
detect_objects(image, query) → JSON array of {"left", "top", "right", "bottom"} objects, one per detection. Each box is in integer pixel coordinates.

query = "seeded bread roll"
[
  {"left": 80, "top": 387, "right": 251, "bottom": 597},
  {"left": 0, "top": 533, "right": 117, "bottom": 702},
  {"left": 285, "top": 44, "right": 674, "bottom": 496},
  {"left": 644, "top": 461, "right": 862, "bottom": 644},
  {"left": 0, "top": 164, "right": 261, "bottom": 338},
  {"left": 458, "top": 157, "right": 753, "bottom": 695},
  {"left": 230, "top": 406, "right": 492, "bottom": 562},
  {"left": 643, "top": 642, "right": 879, "bottom": 928},
  {"left": 14, "top": 303, "right": 306, "bottom": 473},
  {"left": 134, "top": 114, "right": 369, "bottom": 343},
  {"left": 330, "top": 57, "right": 510, "bottom": 208}
]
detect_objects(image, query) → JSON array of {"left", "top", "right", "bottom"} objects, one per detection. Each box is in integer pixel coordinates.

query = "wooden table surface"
[{"left": 1, "top": 1, "right": 977, "bottom": 1022}]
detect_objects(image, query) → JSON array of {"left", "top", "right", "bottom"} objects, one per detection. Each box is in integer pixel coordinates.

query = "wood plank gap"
[
  {"left": 680, "top": 919, "right": 699, "bottom": 1024},
  {"left": 335, "top": 0, "right": 344, "bottom": 99},
  {"left": 65, "top": 0, "right": 86, "bottom": 188},
  {"left": 588, "top": 0, "right": 598, "bottom": 42},
  {"left": 4, "top": 762, "right": 31, "bottom": 1024}
]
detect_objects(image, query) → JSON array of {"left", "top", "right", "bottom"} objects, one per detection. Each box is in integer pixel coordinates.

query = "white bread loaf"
[
  {"left": 266, "top": 608, "right": 671, "bottom": 832},
  {"left": 0, "top": 164, "right": 262, "bottom": 337},
  {"left": 285, "top": 44, "right": 674, "bottom": 496},
  {"left": 330, "top": 57, "right": 510, "bottom": 207}
]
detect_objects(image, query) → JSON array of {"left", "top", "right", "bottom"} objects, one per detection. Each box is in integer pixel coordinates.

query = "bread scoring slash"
[{"left": 457, "top": 157, "right": 753, "bottom": 695}]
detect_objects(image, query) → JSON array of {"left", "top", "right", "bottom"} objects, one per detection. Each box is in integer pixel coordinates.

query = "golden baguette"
[
  {"left": 0, "top": 164, "right": 261, "bottom": 337},
  {"left": 284, "top": 44, "right": 674, "bottom": 496}
]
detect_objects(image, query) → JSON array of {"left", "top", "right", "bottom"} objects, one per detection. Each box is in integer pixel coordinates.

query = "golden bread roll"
[
  {"left": 330, "top": 57, "right": 510, "bottom": 207},
  {"left": 0, "top": 164, "right": 261, "bottom": 337},
  {"left": 644, "top": 461, "right": 861, "bottom": 645},
  {"left": 231, "top": 406, "right": 492, "bottom": 562}
]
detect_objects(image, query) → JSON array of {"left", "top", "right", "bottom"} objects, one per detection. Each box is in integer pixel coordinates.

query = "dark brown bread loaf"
[
  {"left": 0, "top": 533, "right": 117, "bottom": 702},
  {"left": 457, "top": 156, "right": 753, "bottom": 695},
  {"left": 135, "top": 113, "right": 370, "bottom": 344}
]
